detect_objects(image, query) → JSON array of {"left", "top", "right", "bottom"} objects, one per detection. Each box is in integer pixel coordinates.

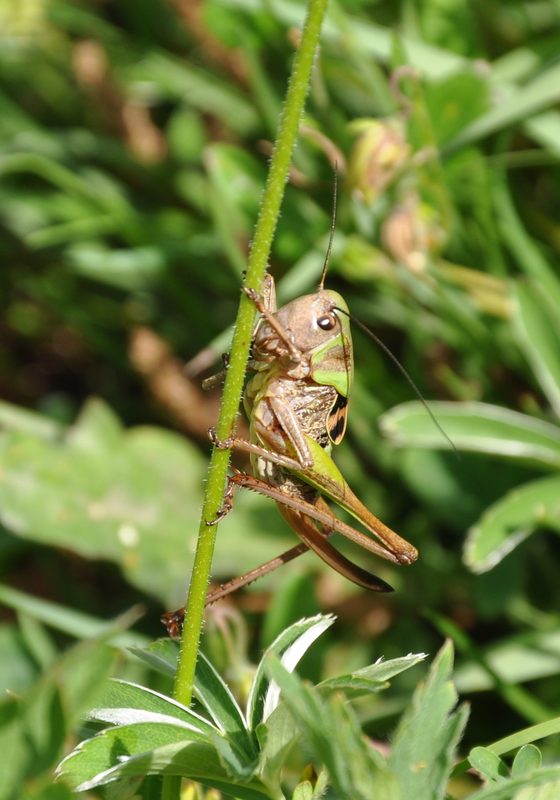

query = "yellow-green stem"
[{"left": 171, "top": 0, "right": 329, "bottom": 723}]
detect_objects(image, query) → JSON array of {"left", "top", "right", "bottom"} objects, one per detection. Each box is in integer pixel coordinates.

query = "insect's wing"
[{"left": 326, "top": 392, "right": 349, "bottom": 445}]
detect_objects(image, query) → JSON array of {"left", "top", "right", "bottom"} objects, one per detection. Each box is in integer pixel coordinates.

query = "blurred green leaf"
[
  {"left": 0, "top": 400, "right": 62, "bottom": 440},
  {"left": 223, "top": 0, "right": 483, "bottom": 78},
  {"left": 493, "top": 174, "right": 560, "bottom": 310},
  {"left": 0, "top": 584, "right": 148, "bottom": 647},
  {"left": 0, "top": 399, "right": 293, "bottom": 605},
  {"left": 67, "top": 244, "right": 166, "bottom": 290},
  {"left": 120, "top": 53, "right": 259, "bottom": 135},
  {"left": 0, "top": 633, "right": 118, "bottom": 800},
  {"left": 467, "top": 769, "right": 560, "bottom": 799},
  {"left": 524, "top": 111, "right": 560, "bottom": 159},
  {"left": 516, "top": 779, "right": 560, "bottom": 799},
  {"left": 292, "top": 781, "right": 313, "bottom": 800},
  {"left": 469, "top": 746, "right": 508, "bottom": 782},
  {"left": 446, "top": 63, "right": 560, "bottom": 152},
  {"left": 0, "top": 624, "right": 39, "bottom": 695},
  {"left": 0, "top": 399, "right": 205, "bottom": 604},
  {"left": 455, "top": 630, "right": 560, "bottom": 692},
  {"left": 261, "top": 572, "right": 320, "bottom": 648},
  {"left": 513, "top": 282, "right": 560, "bottom": 419},
  {"left": 512, "top": 745, "right": 542, "bottom": 778},
  {"left": 396, "top": 448, "right": 536, "bottom": 533},
  {"left": 465, "top": 474, "right": 560, "bottom": 573},
  {"left": 425, "top": 71, "right": 490, "bottom": 145},
  {"left": 380, "top": 401, "right": 560, "bottom": 469},
  {"left": 129, "top": 638, "right": 179, "bottom": 678}
]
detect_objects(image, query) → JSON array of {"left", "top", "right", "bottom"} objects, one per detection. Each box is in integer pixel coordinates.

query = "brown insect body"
[{"left": 162, "top": 275, "right": 418, "bottom": 636}]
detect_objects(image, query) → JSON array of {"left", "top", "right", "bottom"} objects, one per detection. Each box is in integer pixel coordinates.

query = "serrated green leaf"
[
  {"left": 247, "top": 614, "right": 335, "bottom": 729},
  {"left": 318, "top": 676, "right": 389, "bottom": 698},
  {"left": 195, "top": 652, "right": 256, "bottom": 762},
  {"left": 265, "top": 655, "right": 397, "bottom": 800},
  {"left": 57, "top": 726, "right": 271, "bottom": 798},
  {"left": 59, "top": 723, "right": 206, "bottom": 780},
  {"left": 389, "top": 641, "right": 469, "bottom": 800},
  {"left": 88, "top": 680, "right": 215, "bottom": 735},
  {"left": 318, "top": 652, "right": 426, "bottom": 698},
  {"left": 264, "top": 656, "right": 348, "bottom": 792},
  {"left": 465, "top": 475, "right": 560, "bottom": 573},
  {"left": 380, "top": 402, "right": 560, "bottom": 469},
  {"left": 257, "top": 703, "right": 299, "bottom": 789}
]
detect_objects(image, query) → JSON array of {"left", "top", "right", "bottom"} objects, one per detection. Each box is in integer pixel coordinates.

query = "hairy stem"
[{"left": 172, "top": 0, "right": 329, "bottom": 710}]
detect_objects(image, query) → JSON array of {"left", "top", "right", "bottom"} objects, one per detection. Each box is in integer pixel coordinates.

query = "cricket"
[{"left": 161, "top": 180, "right": 442, "bottom": 638}]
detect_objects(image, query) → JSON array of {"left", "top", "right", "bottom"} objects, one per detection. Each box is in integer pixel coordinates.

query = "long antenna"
[
  {"left": 335, "top": 307, "right": 458, "bottom": 456},
  {"left": 318, "top": 163, "right": 338, "bottom": 290}
]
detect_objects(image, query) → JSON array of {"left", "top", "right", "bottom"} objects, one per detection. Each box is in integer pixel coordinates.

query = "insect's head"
[
  {"left": 275, "top": 289, "right": 348, "bottom": 349},
  {"left": 271, "top": 165, "right": 353, "bottom": 382},
  {"left": 270, "top": 287, "right": 353, "bottom": 396}
]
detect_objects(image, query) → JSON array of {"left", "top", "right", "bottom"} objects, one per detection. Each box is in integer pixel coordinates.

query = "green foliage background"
[{"left": 2, "top": 0, "right": 560, "bottom": 797}]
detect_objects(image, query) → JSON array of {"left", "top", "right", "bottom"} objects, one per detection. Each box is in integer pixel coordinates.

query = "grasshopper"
[{"left": 163, "top": 234, "right": 420, "bottom": 637}]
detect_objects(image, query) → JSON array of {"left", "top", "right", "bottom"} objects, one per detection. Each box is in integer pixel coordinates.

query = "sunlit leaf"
[{"left": 247, "top": 614, "right": 335, "bottom": 728}]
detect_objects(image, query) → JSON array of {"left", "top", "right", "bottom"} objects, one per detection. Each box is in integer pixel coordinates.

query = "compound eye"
[{"left": 317, "top": 313, "right": 336, "bottom": 331}]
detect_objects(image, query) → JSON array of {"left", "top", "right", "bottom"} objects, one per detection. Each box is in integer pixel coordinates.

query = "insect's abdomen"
[{"left": 288, "top": 381, "right": 338, "bottom": 448}]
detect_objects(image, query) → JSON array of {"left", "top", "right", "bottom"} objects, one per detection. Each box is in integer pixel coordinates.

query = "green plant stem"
[
  {"left": 163, "top": 9, "right": 328, "bottom": 793},
  {"left": 161, "top": 776, "right": 181, "bottom": 800},
  {"left": 172, "top": 0, "right": 329, "bottom": 714}
]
